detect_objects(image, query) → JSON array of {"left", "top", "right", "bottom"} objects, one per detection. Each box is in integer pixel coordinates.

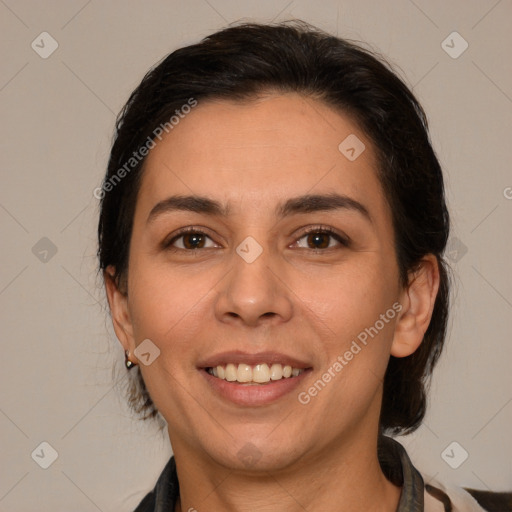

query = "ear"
[
  {"left": 104, "top": 266, "right": 136, "bottom": 354},
  {"left": 391, "top": 254, "right": 440, "bottom": 358}
]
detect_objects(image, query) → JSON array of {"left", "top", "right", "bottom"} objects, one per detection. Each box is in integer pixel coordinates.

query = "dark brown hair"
[{"left": 98, "top": 20, "right": 450, "bottom": 435}]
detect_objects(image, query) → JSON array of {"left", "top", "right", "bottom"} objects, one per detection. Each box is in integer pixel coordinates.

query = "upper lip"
[{"left": 197, "top": 350, "right": 312, "bottom": 369}]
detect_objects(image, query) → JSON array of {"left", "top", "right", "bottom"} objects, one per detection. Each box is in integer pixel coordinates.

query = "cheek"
[
  {"left": 294, "top": 254, "right": 399, "bottom": 403},
  {"left": 126, "top": 265, "right": 210, "bottom": 422},
  {"left": 295, "top": 255, "right": 398, "bottom": 336},
  {"left": 127, "top": 244, "right": 399, "bottom": 349},
  {"left": 300, "top": 305, "right": 397, "bottom": 425},
  {"left": 127, "top": 257, "right": 204, "bottom": 332}
]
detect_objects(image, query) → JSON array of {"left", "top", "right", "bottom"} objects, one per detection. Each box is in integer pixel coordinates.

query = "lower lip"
[{"left": 200, "top": 369, "right": 312, "bottom": 406}]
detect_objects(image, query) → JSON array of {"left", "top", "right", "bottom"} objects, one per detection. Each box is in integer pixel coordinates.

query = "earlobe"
[
  {"left": 104, "top": 266, "right": 136, "bottom": 353},
  {"left": 391, "top": 255, "right": 440, "bottom": 358}
]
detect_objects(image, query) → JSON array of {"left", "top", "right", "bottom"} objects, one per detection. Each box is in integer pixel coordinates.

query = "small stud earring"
[{"left": 125, "top": 350, "right": 136, "bottom": 369}]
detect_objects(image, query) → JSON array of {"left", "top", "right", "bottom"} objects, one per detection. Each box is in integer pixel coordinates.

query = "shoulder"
[
  {"left": 464, "top": 488, "right": 512, "bottom": 512},
  {"left": 422, "top": 475, "right": 512, "bottom": 512},
  {"left": 133, "top": 456, "right": 179, "bottom": 512},
  {"left": 381, "top": 436, "right": 511, "bottom": 512}
]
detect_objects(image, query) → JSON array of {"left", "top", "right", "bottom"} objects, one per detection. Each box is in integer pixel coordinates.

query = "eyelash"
[{"left": 162, "top": 225, "right": 350, "bottom": 253}]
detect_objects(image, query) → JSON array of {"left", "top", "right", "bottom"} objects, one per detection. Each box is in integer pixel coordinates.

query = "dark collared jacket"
[{"left": 133, "top": 437, "right": 511, "bottom": 511}]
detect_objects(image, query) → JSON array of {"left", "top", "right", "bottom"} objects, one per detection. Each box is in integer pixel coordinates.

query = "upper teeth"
[{"left": 207, "top": 363, "right": 304, "bottom": 384}]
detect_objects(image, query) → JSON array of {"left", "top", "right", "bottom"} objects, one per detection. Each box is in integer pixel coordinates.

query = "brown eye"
[
  {"left": 305, "top": 232, "right": 330, "bottom": 249},
  {"left": 181, "top": 233, "right": 206, "bottom": 249},
  {"left": 294, "top": 227, "right": 349, "bottom": 251},
  {"left": 164, "top": 228, "right": 217, "bottom": 251}
]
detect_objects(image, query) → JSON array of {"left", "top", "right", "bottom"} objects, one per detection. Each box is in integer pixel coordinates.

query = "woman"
[{"left": 97, "top": 21, "right": 509, "bottom": 512}]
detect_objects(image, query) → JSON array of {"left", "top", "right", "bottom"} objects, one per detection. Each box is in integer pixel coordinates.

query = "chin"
[{"left": 200, "top": 432, "right": 307, "bottom": 474}]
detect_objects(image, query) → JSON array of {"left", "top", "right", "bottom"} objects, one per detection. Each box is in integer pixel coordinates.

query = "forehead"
[{"left": 137, "top": 93, "right": 388, "bottom": 222}]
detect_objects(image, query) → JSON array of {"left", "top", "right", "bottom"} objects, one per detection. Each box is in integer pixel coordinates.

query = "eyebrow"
[{"left": 147, "top": 193, "right": 372, "bottom": 224}]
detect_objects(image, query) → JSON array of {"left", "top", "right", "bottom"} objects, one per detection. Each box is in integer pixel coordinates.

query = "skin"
[{"left": 105, "top": 93, "right": 440, "bottom": 512}]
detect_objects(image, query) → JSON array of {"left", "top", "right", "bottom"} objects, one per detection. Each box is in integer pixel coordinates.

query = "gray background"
[{"left": 1, "top": 0, "right": 511, "bottom": 510}]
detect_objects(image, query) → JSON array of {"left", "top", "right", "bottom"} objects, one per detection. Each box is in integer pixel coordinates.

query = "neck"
[{"left": 172, "top": 428, "right": 401, "bottom": 512}]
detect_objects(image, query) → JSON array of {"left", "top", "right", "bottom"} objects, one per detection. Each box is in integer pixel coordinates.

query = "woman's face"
[{"left": 114, "top": 93, "right": 408, "bottom": 470}]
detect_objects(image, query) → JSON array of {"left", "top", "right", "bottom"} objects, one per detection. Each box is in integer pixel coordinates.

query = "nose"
[{"left": 214, "top": 241, "right": 294, "bottom": 328}]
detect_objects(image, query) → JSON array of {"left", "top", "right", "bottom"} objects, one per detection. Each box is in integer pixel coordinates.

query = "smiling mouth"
[{"left": 204, "top": 363, "right": 310, "bottom": 385}]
